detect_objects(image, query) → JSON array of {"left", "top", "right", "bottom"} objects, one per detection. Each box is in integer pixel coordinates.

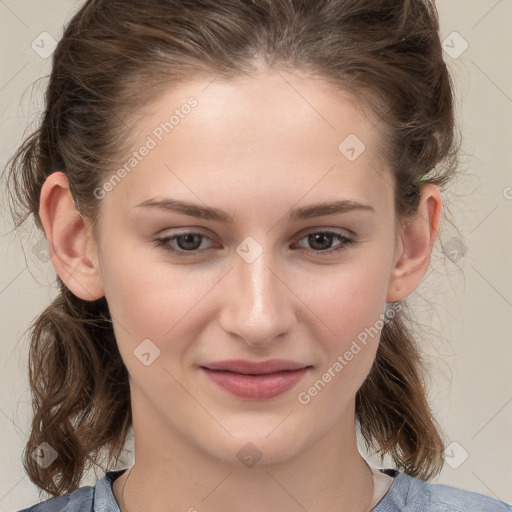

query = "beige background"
[{"left": 1, "top": 0, "right": 511, "bottom": 509}]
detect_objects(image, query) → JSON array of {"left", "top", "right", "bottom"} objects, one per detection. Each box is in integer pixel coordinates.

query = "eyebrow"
[{"left": 134, "top": 197, "right": 375, "bottom": 224}]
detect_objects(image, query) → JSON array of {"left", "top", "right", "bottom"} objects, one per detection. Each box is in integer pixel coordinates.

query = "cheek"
[
  {"left": 98, "top": 246, "right": 213, "bottom": 359},
  {"left": 296, "top": 258, "right": 389, "bottom": 344},
  {"left": 295, "top": 264, "right": 387, "bottom": 412}
]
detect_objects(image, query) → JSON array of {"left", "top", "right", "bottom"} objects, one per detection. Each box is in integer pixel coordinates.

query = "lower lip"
[{"left": 201, "top": 367, "right": 310, "bottom": 400}]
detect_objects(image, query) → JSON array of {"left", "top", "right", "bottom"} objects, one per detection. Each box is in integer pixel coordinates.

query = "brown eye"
[
  {"left": 152, "top": 231, "right": 214, "bottom": 257},
  {"left": 151, "top": 229, "right": 355, "bottom": 258},
  {"left": 293, "top": 231, "right": 355, "bottom": 256}
]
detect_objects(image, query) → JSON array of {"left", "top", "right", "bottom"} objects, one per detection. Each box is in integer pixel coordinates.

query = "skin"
[{"left": 39, "top": 69, "right": 442, "bottom": 512}]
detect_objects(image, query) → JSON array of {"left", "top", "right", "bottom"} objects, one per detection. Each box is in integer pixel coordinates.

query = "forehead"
[{"left": 104, "top": 70, "right": 393, "bottom": 216}]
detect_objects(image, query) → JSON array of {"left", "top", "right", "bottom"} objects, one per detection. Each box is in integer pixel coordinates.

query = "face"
[{"left": 90, "top": 70, "right": 402, "bottom": 466}]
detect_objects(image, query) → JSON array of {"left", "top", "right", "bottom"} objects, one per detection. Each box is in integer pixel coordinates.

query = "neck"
[{"left": 113, "top": 394, "right": 374, "bottom": 512}]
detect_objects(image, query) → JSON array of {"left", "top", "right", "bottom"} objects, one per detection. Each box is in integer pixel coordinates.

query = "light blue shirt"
[{"left": 16, "top": 467, "right": 512, "bottom": 511}]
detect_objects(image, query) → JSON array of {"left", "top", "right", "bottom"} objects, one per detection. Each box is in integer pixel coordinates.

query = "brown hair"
[{"left": 3, "top": 0, "right": 460, "bottom": 498}]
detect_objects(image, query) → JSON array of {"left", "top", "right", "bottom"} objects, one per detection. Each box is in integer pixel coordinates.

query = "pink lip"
[{"left": 200, "top": 359, "right": 312, "bottom": 400}]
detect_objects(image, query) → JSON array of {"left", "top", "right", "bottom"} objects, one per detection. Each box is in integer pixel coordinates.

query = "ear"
[
  {"left": 386, "top": 183, "right": 442, "bottom": 302},
  {"left": 38, "top": 171, "right": 104, "bottom": 301}
]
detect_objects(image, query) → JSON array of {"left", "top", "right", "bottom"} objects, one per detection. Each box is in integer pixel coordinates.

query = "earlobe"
[
  {"left": 38, "top": 171, "right": 104, "bottom": 301},
  {"left": 386, "top": 184, "right": 442, "bottom": 302}
]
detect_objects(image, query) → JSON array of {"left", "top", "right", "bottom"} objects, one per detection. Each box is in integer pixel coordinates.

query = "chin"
[{"left": 199, "top": 428, "right": 312, "bottom": 468}]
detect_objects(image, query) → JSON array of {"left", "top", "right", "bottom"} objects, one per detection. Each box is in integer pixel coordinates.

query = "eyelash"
[{"left": 151, "top": 230, "right": 355, "bottom": 258}]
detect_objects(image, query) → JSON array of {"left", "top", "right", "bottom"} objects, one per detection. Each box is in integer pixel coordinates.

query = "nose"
[{"left": 218, "top": 247, "right": 295, "bottom": 348}]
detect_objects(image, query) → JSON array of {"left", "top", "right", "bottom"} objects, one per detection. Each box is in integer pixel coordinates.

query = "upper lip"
[{"left": 201, "top": 359, "right": 310, "bottom": 375}]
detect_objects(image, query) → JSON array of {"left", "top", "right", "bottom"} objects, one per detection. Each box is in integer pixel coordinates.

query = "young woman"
[{"left": 5, "top": 0, "right": 510, "bottom": 511}]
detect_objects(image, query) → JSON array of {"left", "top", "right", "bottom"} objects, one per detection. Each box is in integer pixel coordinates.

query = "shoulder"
[
  {"left": 381, "top": 470, "right": 512, "bottom": 512},
  {"left": 13, "top": 485, "right": 94, "bottom": 512},
  {"left": 14, "top": 469, "right": 126, "bottom": 512}
]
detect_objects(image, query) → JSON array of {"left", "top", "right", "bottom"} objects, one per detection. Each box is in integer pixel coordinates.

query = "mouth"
[
  {"left": 201, "top": 358, "right": 311, "bottom": 374},
  {"left": 200, "top": 359, "right": 313, "bottom": 400}
]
